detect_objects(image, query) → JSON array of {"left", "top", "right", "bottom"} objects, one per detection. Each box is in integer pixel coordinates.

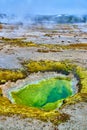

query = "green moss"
[
  {"left": 24, "top": 60, "right": 74, "bottom": 73},
  {"left": 0, "top": 88, "right": 2, "bottom": 96},
  {"left": 76, "top": 66, "right": 87, "bottom": 93},
  {"left": 1, "top": 37, "right": 38, "bottom": 47},
  {"left": 0, "top": 69, "right": 26, "bottom": 84},
  {"left": 0, "top": 97, "right": 69, "bottom": 125}
]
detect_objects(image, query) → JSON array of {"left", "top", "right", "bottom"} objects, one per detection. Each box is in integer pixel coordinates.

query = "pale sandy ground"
[
  {"left": 58, "top": 102, "right": 87, "bottom": 130},
  {"left": 0, "top": 24, "right": 87, "bottom": 130},
  {"left": 0, "top": 46, "right": 87, "bottom": 69},
  {"left": 0, "top": 115, "right": 55, "bottom": 130}
]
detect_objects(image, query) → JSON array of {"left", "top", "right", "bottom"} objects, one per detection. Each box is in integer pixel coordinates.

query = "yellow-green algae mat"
[{"left": 0, "top": 60, "right": 87, "bottom": 125}]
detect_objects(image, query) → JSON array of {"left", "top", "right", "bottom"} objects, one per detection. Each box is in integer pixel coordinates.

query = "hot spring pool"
[{"left": 10, "top": 77, "right": 76, "bottom": 111}]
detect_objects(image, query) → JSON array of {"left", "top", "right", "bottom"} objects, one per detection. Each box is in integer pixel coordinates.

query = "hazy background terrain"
[{"left": 0, "top": 0, "right": 87, "bottom": 24}]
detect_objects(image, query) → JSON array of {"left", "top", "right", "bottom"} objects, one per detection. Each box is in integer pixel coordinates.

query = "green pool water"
[{"left": 11, "top": 77, "right": 74, "bottom": 111}]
